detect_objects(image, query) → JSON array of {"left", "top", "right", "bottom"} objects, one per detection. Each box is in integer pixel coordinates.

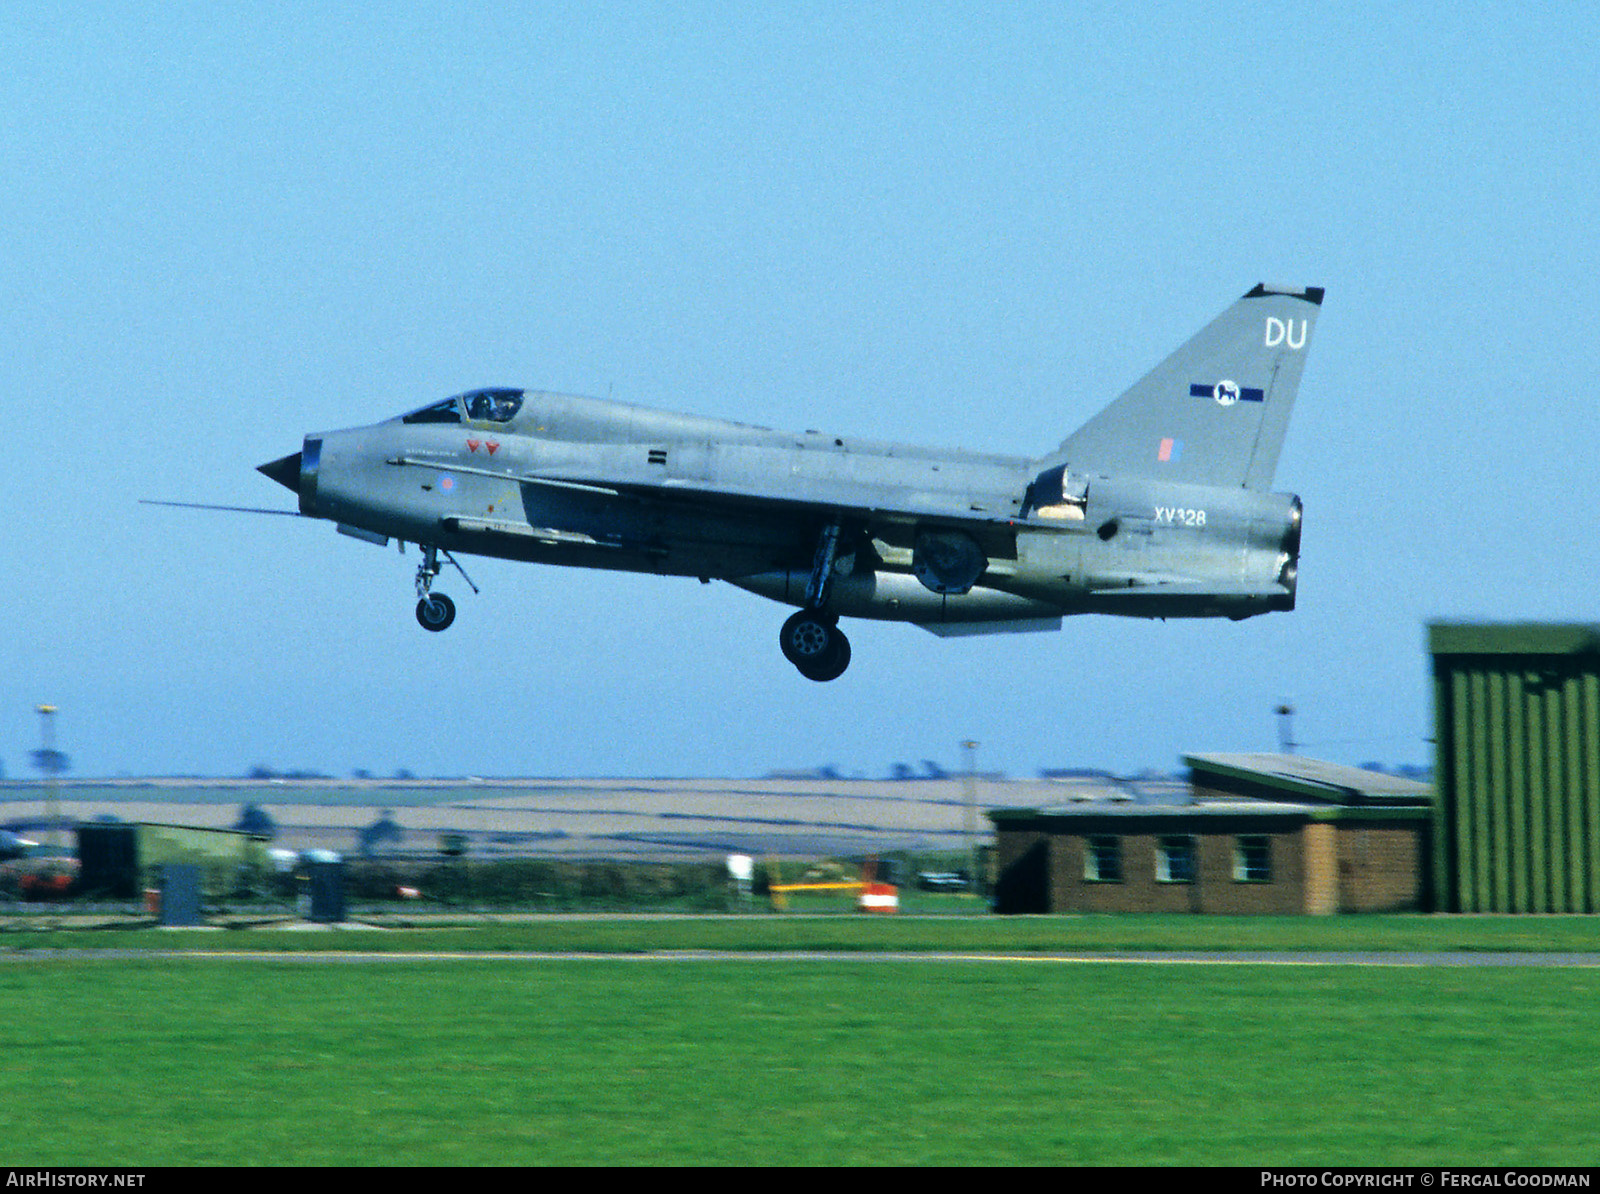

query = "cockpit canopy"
[{"left": 401, "top": 388, "right": 525, "bottom": 425}]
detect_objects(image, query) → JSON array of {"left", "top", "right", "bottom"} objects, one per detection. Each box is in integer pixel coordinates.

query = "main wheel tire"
[
  {"left": 797, "top": 629, "right": 851, "bottom": 682},
  {"left": 416, "top": 593, "right": 456, "bottom": 632},
  {"left": 780, "top": 609, "right": 837, "bottom": 667}
]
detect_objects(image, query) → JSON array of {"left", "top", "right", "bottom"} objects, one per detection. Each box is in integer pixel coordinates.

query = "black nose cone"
[{"left": 258, "top": 451, "right": 302, "bottom": 495}]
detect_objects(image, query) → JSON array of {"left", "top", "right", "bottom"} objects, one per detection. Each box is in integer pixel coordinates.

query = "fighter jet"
[{"left": 193, "top": 284, "right": 1322, "bottom": 680}]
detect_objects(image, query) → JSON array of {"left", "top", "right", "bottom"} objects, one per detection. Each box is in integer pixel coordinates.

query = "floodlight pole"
[
  {"left": 1275, "top": 703, "right": 1297, "bottom": 755},
  {"left": 36, "top": 705, "right": 60, "bottom": 851}
]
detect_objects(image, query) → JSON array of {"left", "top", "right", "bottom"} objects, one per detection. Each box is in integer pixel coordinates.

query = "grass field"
[{"left": 3, "top": 930, "right": 1598, "bottom": 1166}]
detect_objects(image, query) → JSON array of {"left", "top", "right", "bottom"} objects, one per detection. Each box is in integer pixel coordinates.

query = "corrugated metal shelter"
[{"left": 1430, "top": 623, "right": 1600, "bottom": 913}]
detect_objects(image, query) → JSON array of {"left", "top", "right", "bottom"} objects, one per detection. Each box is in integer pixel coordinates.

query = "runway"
[{"left": 5, "top": 948, "right": 1600, "bottom": 966}]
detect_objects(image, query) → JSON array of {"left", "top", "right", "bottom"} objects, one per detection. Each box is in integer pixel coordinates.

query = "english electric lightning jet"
[{"left": 161, "top": 284, "right": 1322, "bottom": 680}]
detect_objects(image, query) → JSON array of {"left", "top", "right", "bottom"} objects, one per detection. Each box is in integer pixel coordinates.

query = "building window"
[
  {"left": 1234, "top": 836, "right": 1272, "bottom": 882},
  {"left": 1158, "top": 836, "right": 1196, "bottom": 883},
  {"left": 1084, "top": 836, "right": 1122, "bottom": 882}
]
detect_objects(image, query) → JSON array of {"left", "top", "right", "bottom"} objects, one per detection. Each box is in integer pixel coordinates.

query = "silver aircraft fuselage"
[
  {"left": 283, "top": 389, "right": 1298, "bottom": 628},
  {"left": 240, "top": 284, "right": 1322, "bottom": 678}
]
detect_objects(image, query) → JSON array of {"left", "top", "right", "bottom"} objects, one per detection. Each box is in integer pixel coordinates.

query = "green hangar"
[{"left": 1431, "top": 622, "right": 1600, "bottom": 913}]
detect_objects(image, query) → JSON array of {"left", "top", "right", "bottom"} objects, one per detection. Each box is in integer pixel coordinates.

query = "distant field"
[
  {"left": 2, "top": 957, "right": 1594, "bottom": 1165},
  {"left": 0, "top": 775, "right": 1080, "bottom": 859}
]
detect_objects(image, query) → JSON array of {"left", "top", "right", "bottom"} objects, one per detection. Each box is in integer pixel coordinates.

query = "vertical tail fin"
[{"left": 1052, "top": 284, "right": 1323, "bottom": 490}]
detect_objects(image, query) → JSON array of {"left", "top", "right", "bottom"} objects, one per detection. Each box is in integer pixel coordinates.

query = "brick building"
[{"left": 990, "top": 754, "right": 1432, "bottom": 915}]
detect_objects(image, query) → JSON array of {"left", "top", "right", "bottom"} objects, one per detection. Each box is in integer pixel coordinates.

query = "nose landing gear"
[{"left": 413, "top": 544, "right": 477, "bottom": 633}]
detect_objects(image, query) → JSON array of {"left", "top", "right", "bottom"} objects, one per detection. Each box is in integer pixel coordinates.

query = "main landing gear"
[
  {"left": 781, "top": 520, "right": 852, "bottom": 681},
  {"left": 413, "top": 543, "right": 477, "bottom": 633},
  {"left": 780, "top": 609, "right": 851, "bottom": 681}
]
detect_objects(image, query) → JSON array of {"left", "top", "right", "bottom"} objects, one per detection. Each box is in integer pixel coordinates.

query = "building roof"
[
  {"left": 987, "top": 800, "right": 1426, "bottom": 827},
  {"left": 1185, "top": 753, "right": 1432, "bottom": 807},
  {"left": 990, "top": 800, "right": 1316, "bottom": 822},
  {"left": 1429, "top": 621, "right": 1600, "bottom": 657}
]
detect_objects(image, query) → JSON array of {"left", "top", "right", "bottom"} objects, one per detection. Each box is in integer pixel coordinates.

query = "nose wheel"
[
  {"left": 416, "top": 592, "right": 456, "bottom": 632},
  {"left": 780, "top": 610, "right": 851, "bottom": 681},
  {"left": 412, "top": 543, "right": 475, "bottom": 632}
]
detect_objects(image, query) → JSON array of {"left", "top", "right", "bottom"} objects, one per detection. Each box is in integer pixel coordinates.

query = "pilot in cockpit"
[{"left": 465, "top": 389, "right": 523, "bottom": 422}]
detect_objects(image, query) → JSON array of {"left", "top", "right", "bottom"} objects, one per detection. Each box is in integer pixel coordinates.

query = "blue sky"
[{"left": 4, "top": 3, "right": 1597, "bottom": 779}]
